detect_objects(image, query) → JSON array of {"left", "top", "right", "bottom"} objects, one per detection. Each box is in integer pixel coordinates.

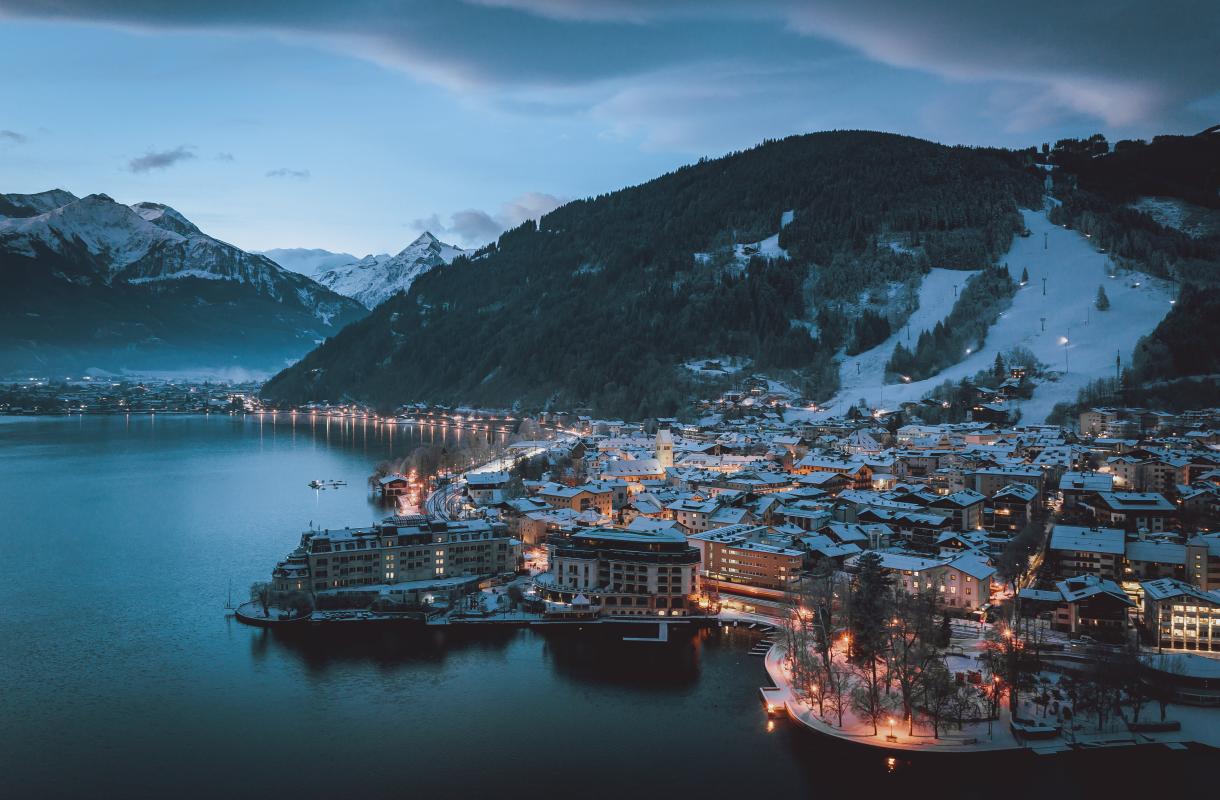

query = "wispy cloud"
[
  {"left": 265, "top": 167, "right": 310, "bottom": 179},
  {"left": 0, "top": 129, "right": 27, "bottom": 144},
  {"left": 412, "top": 191, "right": 565, "bottom": 247},
  {"left": 127, "top": 145, "right": 195, "bottom": 173},
  {"left": 214, "top": 152, "right": 235, "bottom": 162},
  {"left": 0, "top": 1, "right": 1215, "bottom": 146}
]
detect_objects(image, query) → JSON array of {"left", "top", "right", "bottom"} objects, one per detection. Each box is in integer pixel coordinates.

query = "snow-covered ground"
[
  {"left": 826, "top": 268, "right": 976, "bottom": 414},
  {"left": 813, "top": 206, "right": 1175, "bottom": 422},
  {"left": 694, "top": 210, "right": 793, "bottom": 268},
  {"left": 682, "top": 356, "right": 750, "bottom": 375},
  {"left": 1131, "top": 196, "right": 1220, "bottom": 239}
]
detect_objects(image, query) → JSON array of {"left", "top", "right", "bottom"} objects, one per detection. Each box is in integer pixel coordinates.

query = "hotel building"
[
  {"left": 1141, "top": 578, "right": 1220, "bottom": 653},
  {"left": 535, "top": 527, "right": 699, "bottom": 616},
  {"left": 272, "top": 515, "right": 522, "bottom": 595},
  {"left": 689, "top": 524, "right": 803, "bottom": 602}
]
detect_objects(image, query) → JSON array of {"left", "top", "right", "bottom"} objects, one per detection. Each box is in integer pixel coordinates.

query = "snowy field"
[
  {"left": 811, "top": 206, "right": 1175, "bottom": 423},
  {"left": 826, "top": 268, "right": 977, "bottom": 414},
  {"left": 694, "top": 210, "right": 793, "bottom": 268}
]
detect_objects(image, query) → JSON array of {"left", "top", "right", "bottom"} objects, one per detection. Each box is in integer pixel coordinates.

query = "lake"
[{"left": 0, "top": 414, "right": 1209, "bottom": 799}]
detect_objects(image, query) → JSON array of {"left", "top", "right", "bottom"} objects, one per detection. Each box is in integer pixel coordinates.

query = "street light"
[{"left": 1059, "top": 336, "right": 1070, "bottom": 373}]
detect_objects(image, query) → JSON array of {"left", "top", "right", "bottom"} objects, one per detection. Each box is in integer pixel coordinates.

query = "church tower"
[{"left": 655, "top": 427, "right": 674, "bottom": 470}]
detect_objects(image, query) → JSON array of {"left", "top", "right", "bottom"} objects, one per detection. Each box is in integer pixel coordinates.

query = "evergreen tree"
[
  {"left": 938, "top": 613, "right": 953, "bottom": 648},
  {"left": 993, "top": 352, "right": 1006, "bottom": 380},
  {"left": 849, "top": 552, "right": 893, "bottom": 662},
  {"left": 848, "top": 551, "right": 894, "bottom": 735},
  {"left": 1020, "top": 267, "right": 1029, "bottom": 284},
  {"left": 1095, "top": 285, "right": 1110, "bottom": 311}
]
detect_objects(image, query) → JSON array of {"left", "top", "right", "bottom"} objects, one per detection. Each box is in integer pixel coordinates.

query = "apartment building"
[
  {"left": 1048, "top": 525, "right": 1125, "bottom": 581},
  {"left": 858, "top": 550, "right": 996, "bottom": 611},
  {"left": 273, "top": 515, "right": 521, "bottom": 595},
  {"left": 1141, "top": 578, "right": 1220, "bottom": 653},
  {"left": 537, "top": 527, "right": 699, "bottom": 616},
  {"left": 689, "top": 524, "right": 804, "bottom": 600},
  {"left": 1082, "top": 491, "right": 1176, "bottom": 533}
]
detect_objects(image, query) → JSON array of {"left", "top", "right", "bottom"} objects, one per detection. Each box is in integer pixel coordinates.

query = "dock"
[{"left": 623, "top": 621, "right": 670, "bottom": 642}]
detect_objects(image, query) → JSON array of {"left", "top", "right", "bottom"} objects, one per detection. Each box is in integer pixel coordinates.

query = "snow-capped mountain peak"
[
  {"left": 315, "top": 231, "right": 464, "bottom": 309},
  {"left": 130, "top": 201, "right": 202, "bottom": 237},
  {"left": 0, "top": 189, "right": 80, "bottom": 219},
  {"left": 0, "top": 192, "right": 182, "bottom": 273}
]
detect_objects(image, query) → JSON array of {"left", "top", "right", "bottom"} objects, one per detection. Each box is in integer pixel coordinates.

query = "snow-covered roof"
[{"left": 1048, "top": 525, "right": 1124, "bottom": 555}]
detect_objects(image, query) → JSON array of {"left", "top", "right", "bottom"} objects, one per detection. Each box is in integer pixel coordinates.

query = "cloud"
[
  {"left": 0, "top": 129, "right": 27, "bottom": 144},
  {"left": 127, "top": 145, "right": 196, "bottom": 173},
  {"left": 498, "top": 191, "right": 564, "bottom": 227},
  {"left": 214, "top": 152, "right": 235, "bottom": 161},
  {"left": 0, "top": 1, "right": 1215, "bottom": 143},
  {"left": 265, "top": 167, "right": 310, "bottom": 179},
  {"left": 412, "top": 191, "right": 566, "bottom": 247}
]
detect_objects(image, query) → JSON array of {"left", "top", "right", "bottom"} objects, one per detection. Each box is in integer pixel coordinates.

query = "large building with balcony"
[
  {"left": 536, "top": 527, "right": 700, "bottom": 617},
  {"left": 272, "top": 515, "right": 522, "bottom": 596},
  {"left": 689, "top": 524, "right": 803, "bottom": 602},
  {"left": 1140, "top": 578, "right": 1220, "bottom": 653},
  {"left": 1048, "top": 525, "right": 1125, "bottom": 580}
]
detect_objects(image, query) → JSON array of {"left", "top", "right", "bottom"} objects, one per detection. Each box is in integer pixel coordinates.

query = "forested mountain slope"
[
  {"left": 1047, "top": 129, "right": 1220, "bottom": 391},
  {"left": 263, "top": 131, "right": 1043, "bottom": 416}
]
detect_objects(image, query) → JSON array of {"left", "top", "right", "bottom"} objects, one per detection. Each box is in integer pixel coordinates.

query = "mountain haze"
[
  {"left": 0, "top": 191, "right": 367, "bottom": 376},
  {"left": 260, "top": 248, "right": 361, "bottom": 278}
]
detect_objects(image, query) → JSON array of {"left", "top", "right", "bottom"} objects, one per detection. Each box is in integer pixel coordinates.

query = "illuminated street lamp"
[{"left": 1059, "top": 336, "right": 1070, "bottom": 373}]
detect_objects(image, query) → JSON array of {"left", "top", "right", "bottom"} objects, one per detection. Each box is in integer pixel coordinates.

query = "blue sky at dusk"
[{"left": 1, "top": 1, "right": 1215, "bottom": 253}]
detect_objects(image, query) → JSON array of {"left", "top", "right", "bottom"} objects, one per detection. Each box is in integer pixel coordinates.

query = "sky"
[{"left": 0, "top": 1, "right": 1216, "bottom": 254}]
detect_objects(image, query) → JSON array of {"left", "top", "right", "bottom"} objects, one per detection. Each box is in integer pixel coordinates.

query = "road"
[{"left": 422, "top": 429, "right": 580, "bottom": 520}]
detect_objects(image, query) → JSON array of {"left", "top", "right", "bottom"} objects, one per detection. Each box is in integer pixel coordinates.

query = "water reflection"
[{"left": 2, "top": 416, "right": 1211, "bottom": 800}]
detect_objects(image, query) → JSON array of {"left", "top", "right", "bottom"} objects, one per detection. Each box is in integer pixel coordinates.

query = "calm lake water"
[{"left": 0, "top": 414, "right": 1210, "bottom": 799}]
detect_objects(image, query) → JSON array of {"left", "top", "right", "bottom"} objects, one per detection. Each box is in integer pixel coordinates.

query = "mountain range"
[
  {"left": 0, "top": 190, "right": 367, "bottom": 376},
  {"left": 310, "top": 232, "right": 465, "bottom": 310},
  {"left": 262, "top": 233, "right": 464, "bottom": 309},
  {"left": 7, "top": 129, "right": 1214, "bottom": 415},
  {"left": 262, "top": 131, "right": 1044, "bottom": 416},
  {"left": 261, "top": 129, "right": 1220, "bottom": 419}
]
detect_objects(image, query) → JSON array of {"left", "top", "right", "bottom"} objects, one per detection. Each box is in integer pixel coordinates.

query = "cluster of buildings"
[
  {"left": 266, "top": 398, "right": 1220, "bottom": 650},
  {"left": 0, "top": 377, "right": 265, "bottom": 414}
]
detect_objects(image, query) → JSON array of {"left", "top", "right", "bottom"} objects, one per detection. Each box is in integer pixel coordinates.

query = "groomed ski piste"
[{"left": 809, "top": 204, "right": 1176, "bottom": 423}]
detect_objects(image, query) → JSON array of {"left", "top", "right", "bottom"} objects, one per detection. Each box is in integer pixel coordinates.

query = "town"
[
  {"left": 246, "top": 380, "right": 1220, "bottom": 754},
  {"left": 0, "top": 377, "right": 267, "bottom": 415}
]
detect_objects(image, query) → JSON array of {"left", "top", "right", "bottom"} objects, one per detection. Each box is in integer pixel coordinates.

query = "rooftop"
[{"left": 1048, "top": 525, "right": 1125, "bottom": 555}]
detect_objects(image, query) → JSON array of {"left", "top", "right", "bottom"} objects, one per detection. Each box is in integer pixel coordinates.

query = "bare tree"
[
  {"left": 850, "top": 657, "right": 893, "bottom": 736},
  {"left": 249, "top": 581, "right": 273, "bottom": 617},
  {"left": 982, "top": 623, "right": 1038, "bottom": 717},
  {"left": 920, "top": 662, "right": 958, "bottom": 739},
  {"left": 1146, "top": 653, "right": 1186, "bottom": 723},
  {"left": 283, "top": 591, "right": 313, "bottom": 618},
  {"left": 822, "top": 663, "right": 852, "bottom": 728}
]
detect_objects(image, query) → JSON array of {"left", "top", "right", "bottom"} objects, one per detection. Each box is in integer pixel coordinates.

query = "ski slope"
[
  {"left": 813, "top": 206, "right": 1175, "bottom": 422},
  {"left": 830, "top": 267, "right": 978, "bottom": 412}
]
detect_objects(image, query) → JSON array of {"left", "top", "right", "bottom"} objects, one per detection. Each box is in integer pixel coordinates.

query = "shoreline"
[
  {"left": 233, "top": 602, "right": 1219, "bottom": 757},
  {"left": 760, "top": 639, "right": 1217, "bottom": 756}
]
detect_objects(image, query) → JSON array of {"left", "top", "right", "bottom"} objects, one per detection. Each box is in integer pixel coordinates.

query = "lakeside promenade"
[{"left": 758, "top": 632, "right": 1219, "bottom": 755}]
